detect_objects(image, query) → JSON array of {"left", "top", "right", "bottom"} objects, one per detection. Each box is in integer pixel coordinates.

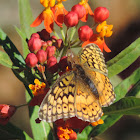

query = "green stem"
[
  {"left": 70, "top": 38, "right": 79, "bottom": 46},
  {"left": 65, "top": 27, "right": 69, "bottom": 45},
  {"left": 53, "top": 30, "right": 60, "bottom": 39},
  {"left": 71, "top": 40, "right": 83, "bottom": 48},
  {"left": 69, "top": 26, "right": 77, "bottom": 41},
  {"left": 60, "top": 27, "right": 65, "bottom": 41},
  {"left": 42, "top": 121, "right": 47, "bottom": 140},
  {"left": 16, "top": 103, "right": 29, "bottom": 109}
]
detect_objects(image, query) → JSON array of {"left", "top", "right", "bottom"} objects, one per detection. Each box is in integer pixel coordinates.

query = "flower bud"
[
  {"left": 64, "top": 11, "right": 79, "bottom": 27},
  {"left": 51, "top": 36, "right": 57, "bottom": 41},
  {"left": 78, "top": 25, "right": 93, "bottom": 41},
  {"left": 94, "top": 7, "right": 109, "bottom": 23},
  {"left": 36, "top": 50, "right": 47, "bottom": 64},
  {"left": 38, "top": 29, "right": 50, "bottom": 41},
  {"left": 69, "top": 131, "right": 77, "bottom": 140},
  {"left": 0, "top": 104, "right": 16, "bottom": 125},
  {"left": 42, "top": 41, "right": 48, "bottom": 50},
  {"left": 47, "top": 56, "right": 58, "bottom": 73},
  {"left": 55, "top": 39, "right": 63, "bottom": 49},
  {"left": 46, "top": 40, "right": 53, "bottom": 46},
  {"left": 59, "top": 56, "right": 68, "bottom": 71},
  {"left": 28, "top": 37, "right": 42, "bottom": 53},
  {"left": 25, "top": 53, "right": 38, "bottom": 67},
  {"left": 46, "top": 46, "right": 56, "bottom": 58},
  {"left": 31, "top": 33, "right": 40, "bottom": 38},
  {"left": 71, "top": 4, "right": 86, "bottom": 19}
]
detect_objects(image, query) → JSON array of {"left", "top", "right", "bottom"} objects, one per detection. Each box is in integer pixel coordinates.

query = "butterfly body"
[{"left": 39, "top": 43, "right": 115, "bottom": 123}]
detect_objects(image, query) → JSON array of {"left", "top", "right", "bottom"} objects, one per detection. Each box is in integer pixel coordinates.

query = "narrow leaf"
[
  {"left": 114, "top": 67, "right": 140, "bottom": 102},
  {"left": 104, "top": 97, "right": 140, "bottom": 115},
  {"left": 0, "top": 28, "right": 25, "bottom": 68},
  {"left": 15, "top": 26, "right": 30, "bottom": 58},
  {"left": 18, "top": 0, "right": 36, "bottom": 57},
  {"left": 0, "top": 51, "right": 12, "bottom": 67},
  {"left": 18, "top": 0, "right": 36, "bottom": 39},
  {"left": 0, "top": 122, "right": 27, "bottom": 140},
  {"left": 107, "top": 38, "right": 140, "bottom": 77},
  {"left": 29, "top": 106, "right": 52, "bottom": 140},
  {"left": 88, "top": 114, "right": 122, "bottom": 138}
]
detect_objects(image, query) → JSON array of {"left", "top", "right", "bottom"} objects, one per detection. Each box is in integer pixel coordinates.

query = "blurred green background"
[{"left": 0, "top": 0, "right": 140, "bottom": 139}]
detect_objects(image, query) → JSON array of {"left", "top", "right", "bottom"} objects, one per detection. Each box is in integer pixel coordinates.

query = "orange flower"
[
  {"left": 82, "top": 34, "right": 111, "bottom": 52},
  {"left": 29, "top": 79, "right": 46, "bottom": 96},
  {"left": 52, "top": 0, "right": 68, "bottom": 27},
  {"left": 57, "top": 127, "right": 77, "bottom": 140},
  {"left": 31, "top": 7, "right": 54, "bottom": 33},
  {"left": 29, "top": 79, "right": 49, "bottom": 106},
  {"left": 55, "top": 116, "right": 104, "bottom": 137},
  {"left": 96, "top": 21, "right": 113, "bottom": 38},
  {"left": 79, "top": 0, "right": 94, "bottom": 22}
]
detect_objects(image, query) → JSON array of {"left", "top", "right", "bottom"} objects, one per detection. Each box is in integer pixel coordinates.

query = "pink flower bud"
[
  {"left": 46, "top": 40, "right": 53, "bottom": 46},
  {"left": 55, "top": 39, "right": 64, "bottom": 49},
  {"left": 0, "top": 104, "right": 16, "bottom": 125},
  {"left": 59, "top": 56, "right": 68, "bottom": 71},
  {"left": 71, "top": 4, "right": 86, "bottom": 19},
  {"left": 46, "top": 46, "right": 56, "bottom": 58},
  {"left": 78, "top": 25, "right": 93, "bottom": 41},
  {"left": 36, "top": 50, "right": 47, "bottom": 64},
  {"left": 28, "top": 37, "right": 42, "bottom": 53},
  {"left": 64, "top": 11, "right": 79, "bottom": 27},
  {"left": 94, "top": 7, "right": 109, "bottom": 23},
  {"left": 25, "top": 53, "right": 38, "bottom": 67},
  {"left": 47, "top": 56, "right": 58, "bottom": 73},
  {"left": 51, "top": 36, "right": 57, "bottom": 41},
  {"left": 31, "top": 33, "right": 40, "bottom": 38},
  {"left": 42, "top": 41, "right": 48, "bottom": 50},
  {"left": 38, "top": 29, "right": 50, "bottom": 41}
]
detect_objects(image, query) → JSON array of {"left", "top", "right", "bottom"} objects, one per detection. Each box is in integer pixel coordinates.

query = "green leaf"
[
  {"left": 0, "top": 122, "right": 30, "bottom": 140},
  {"left": 15, "top": 26, "right": 30, "bottom": 58},
  {"left": 18, "top": 0, "right": 36, "bottom": 57},
  {"left": 114, "top": 67, "right": 140, "bottom": 102},
  {"left": 107, "top": 37, "right": 140, "bottom": 78},
  {"left": 0, "top": 51, "right": 12, "bottom": 67},
  {"left": 103, "top": 97, "right": 140, "bottom": 115},
  {"left": 29, "top": 106, "right": 52, "bottom": 140},
  {"left": 127, "top": 80, "right": 140, "bottom": 97},
  {"left": 0, "top": 28, "right": 25, "bottom": 68},
  {"left": 77, "top": 125, "right": 92, "bottom": 140},
  {"left": 88, "top": 114, "right": 122, "bottom": 138},
  {"left": 18, "top": 0, "right": 36, "bottom": 39}
]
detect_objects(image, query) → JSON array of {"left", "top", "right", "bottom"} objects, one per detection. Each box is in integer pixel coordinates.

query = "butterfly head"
[{"left": 66, "top": 49, "right": 79, "bottom": 68}]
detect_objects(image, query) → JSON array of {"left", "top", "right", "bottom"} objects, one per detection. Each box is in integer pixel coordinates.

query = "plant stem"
[
  {"left": 60, "top": 27, "right": 65, "bottom": 41},
  {"left": 16, "top": 103, "right": 29, "bottom": 109},
  {"left": 53, "top": 30, "right": 60, "bottom": 39}
]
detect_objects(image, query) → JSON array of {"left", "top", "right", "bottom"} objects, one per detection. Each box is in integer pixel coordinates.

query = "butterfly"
[{"left": 39, "top": 43, "right": 115, "bottom": 123}]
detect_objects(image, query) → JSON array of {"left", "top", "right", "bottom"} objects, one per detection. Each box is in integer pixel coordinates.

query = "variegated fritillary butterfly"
[{"left": 39, "top": 43, "right": 115, "bottom": 123}]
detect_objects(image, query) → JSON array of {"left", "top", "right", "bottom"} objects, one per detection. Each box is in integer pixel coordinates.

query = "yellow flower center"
[
  {"left": 40, "top": 0, "right": 55, "bottom": 8},
  {"left": 96, "top": 21, "right": 113, "bottom": 38},
  {"left": 79, "top": 0, "right": 88, "bottom": 5},
  {"left": 29, "top": 79, "right": 46, "bottom": 96}
]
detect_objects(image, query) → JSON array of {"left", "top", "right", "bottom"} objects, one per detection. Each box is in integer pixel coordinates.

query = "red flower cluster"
[
  {"left": 55, "top": 116, "right": 104, "bottom": 140},
  {"left": 25, "top": 29, "right": 65, "bottom": 73},
  {"left": 0, "top": 104, "right": 16, "bottom": 125}
]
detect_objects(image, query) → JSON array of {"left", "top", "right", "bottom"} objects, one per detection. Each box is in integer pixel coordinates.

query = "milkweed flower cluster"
[{"left": 4, "top": 0, "right": 113, "bottom": 139}]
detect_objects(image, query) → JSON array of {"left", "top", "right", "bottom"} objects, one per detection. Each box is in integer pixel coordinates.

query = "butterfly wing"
[
  {"left": 39, "top": 71, "right": 76, "bottom": 122},
  {"left": 75, "top": 78, "right": 103, "bottom": 122},
  {"left": 79, "top": 43, "right": 115, "bottom": 107},
  {"left": 79, "top": 43, "right": 108, "bottom": 76},
  {"left": 90, "top": 71, "right": 115, "bottom": 107}
]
